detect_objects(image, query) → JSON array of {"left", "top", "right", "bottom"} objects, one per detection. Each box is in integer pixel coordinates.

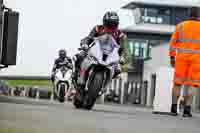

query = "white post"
[
  {"left": 120, "top": 73, "right": 128, "bottom": 104},
  {"left": 36, "top": 90, "right": 40, "bottom": 101},
  {"left": 177, "top": 86, "right": 185, "bottom": 114},
  {"left": 100, "top": 94, "right": 105, "bottom": 104},
  {"left": 120, "top": 80, "right": 125, "bottom": 104},
  {"left": 21, "top": 89, "right": 26, "bottom": 97},
  {"left": 11, "top": 88, "right": 14, "bottom": 96},
  {"left": 50, "top": 92, "right": 54, "bottom": 102},
  {"left": 192, "top": 89, "right": 197, "bottom": 112},
  {"left": 111, "top": 79, "right": 115, "bottom": 91},
  {"left": 128, "top": 82, "right": 132, "bottom": 94},
  {"left": 116, "top": 79, "right": 119, "bottom": 96},
  {"left": 192, "top": 87, "right": 200, "bottom": 112},
  {"left": 106, "top": 83, "right": 111, "bottom": 94}
]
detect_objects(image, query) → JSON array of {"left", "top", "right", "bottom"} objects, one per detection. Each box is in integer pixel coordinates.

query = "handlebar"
[
  {"left": 78, "top": 48, "right": 83, "bottom": 51},
  {"left": 78, "top": 42, "right": 95, "bottom": 51}
]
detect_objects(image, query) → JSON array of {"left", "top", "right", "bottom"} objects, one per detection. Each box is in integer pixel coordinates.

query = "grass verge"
[
  {"left": 4, "top": 80, "right": 52, "bottom": 87},
  {"left": 0, "top": 128, "right": 36, "bottom": 133}
]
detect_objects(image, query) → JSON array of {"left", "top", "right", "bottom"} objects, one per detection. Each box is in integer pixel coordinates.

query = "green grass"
[
  {"left": 4, "top": 80, "right": 52, "bottom": 87},
  {"left": 0, "top": 128, "right": 36, "bottom": 133}
]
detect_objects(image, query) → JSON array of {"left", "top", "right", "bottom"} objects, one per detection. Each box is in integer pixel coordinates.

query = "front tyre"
[
  {"left": 84, "top": 72, "right": 104, "bottom": 110},
  {"left": 58, "top": 84, "right": 65, "bottom": 103}
]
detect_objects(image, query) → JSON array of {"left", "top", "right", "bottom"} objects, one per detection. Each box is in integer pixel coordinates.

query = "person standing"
[{"left": 169, "top": 7, "right": 200, "bottom": 117}]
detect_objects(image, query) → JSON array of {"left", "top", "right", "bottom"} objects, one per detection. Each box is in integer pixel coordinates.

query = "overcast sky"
[{"left": 0, "top": 0, "right": 196, "bottom": 76}]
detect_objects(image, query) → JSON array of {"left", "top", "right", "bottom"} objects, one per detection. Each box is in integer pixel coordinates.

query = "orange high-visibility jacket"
[
  {"left": 169, "top": 20, "right": 200, "bottom": 86},
  {"left": 170, "top": 20, "right": 200, "bottom": 62}
]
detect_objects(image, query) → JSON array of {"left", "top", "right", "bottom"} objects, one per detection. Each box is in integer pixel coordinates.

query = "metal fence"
[{"left": 104, "top": 78, "right": 148, "bottom": 106}]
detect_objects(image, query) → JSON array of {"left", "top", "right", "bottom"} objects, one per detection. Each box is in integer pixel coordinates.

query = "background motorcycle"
[
  {"left": 54, "top": 66, "right": 72, "bottom": 102},
  {"left": 73, "top": 34, "right": 120, "bottom": 110}
]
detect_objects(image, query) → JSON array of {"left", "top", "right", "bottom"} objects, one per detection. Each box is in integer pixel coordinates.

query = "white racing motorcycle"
[
  {"left": 73, "top": 34, "right": 120, "bottom": 110},
  {"left": 54, "top": 66, "right": 72, "bottom": 102}
]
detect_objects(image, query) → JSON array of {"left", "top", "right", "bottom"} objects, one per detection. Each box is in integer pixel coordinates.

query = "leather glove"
[
  {"left": 119, "top": 57, "right": 125, "bottom": 65},
  {"left": 81, "top": 44, "right": 89, "bottom": 50}
]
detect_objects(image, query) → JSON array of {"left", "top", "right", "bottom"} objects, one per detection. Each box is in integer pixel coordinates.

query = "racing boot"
[
  {"left": 112, "top": 63, "right": 122, "bottom": 79},
  {"left": 112, "top": 69, "right": 121, "bottom": 79}
]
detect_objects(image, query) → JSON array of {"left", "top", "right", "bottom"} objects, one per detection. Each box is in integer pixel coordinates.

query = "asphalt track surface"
[{"left": 0, "top": 96, "right": 200, "bottom": 133}]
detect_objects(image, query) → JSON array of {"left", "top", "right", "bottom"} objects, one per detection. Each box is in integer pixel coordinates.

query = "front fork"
[{"left": 84, "top": 67, "right": 110, "bottom": 96}]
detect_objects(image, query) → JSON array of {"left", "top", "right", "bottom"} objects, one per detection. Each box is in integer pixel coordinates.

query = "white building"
[
  {"left": 121, "top": 0, "right": 200, "bottom": 105},
  {"left": 121, "top": 0, "right": 200, "bottom": 80}
]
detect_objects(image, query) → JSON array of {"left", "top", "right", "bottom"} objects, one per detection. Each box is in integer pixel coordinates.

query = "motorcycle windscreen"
[
  {"left": 56, "top": 67, "right": 72, "bottom": 80},
  {"left": 88, "top": 35, "right": 120, "bottom": 66}
]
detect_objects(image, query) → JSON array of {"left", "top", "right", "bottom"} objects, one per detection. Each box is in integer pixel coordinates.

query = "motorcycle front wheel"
[
  {"left": 58, "top": 84, "right": 66, "bottom": 103},
  {"left": 83, "top": 72, "right": 104, "bottom": 110}
]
